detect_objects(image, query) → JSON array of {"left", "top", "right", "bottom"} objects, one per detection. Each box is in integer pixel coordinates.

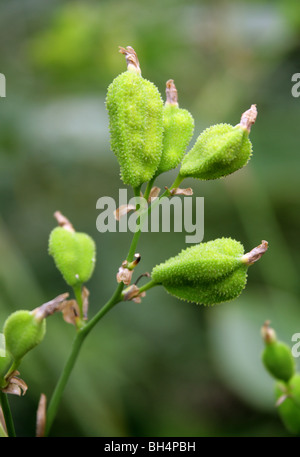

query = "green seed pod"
[
  {"left": 275, "top": 374, "right": 300, "bottom": 435},
  {"left": 0, "top": 351, "right": 13, "bottom": 387},
  {"left": 3, "top": 310, "right": 46, "bottom": 363},
  {"left": 261, "top": 322, "right": 295, "bottom": 382},
  {"left": 179, "top": 105, "right": 257, "bottom": 180},
  {"left": 48, "top": 212, "right": 96, "bottom": 287},
  {"left": 106, "top": 46, "right": 164, "bottom": 188},
  {"left": 156, "top": 80, "right": 194, "bottom": 175},
  {"left": 151, "top": 238, "right": 268, "bottom": 306}
]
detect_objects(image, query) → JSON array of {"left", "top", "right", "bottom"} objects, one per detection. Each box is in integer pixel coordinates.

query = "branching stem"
[{"left": 45, "top": 173, "right": 182, "bottom": 436}]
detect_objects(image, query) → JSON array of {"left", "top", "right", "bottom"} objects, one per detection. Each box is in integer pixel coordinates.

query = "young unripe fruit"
[
  {"left": 151, "top": 238, "right": 268, "bottom": 306},
  {"left": 3, "top": 310, "right": 46, "bottom": 363},
  {"left": 48, "top": 213, "right": 96, "bottom": 287},
  {"left": 262, "top": 341, "right": 295, "bottom": 383},
  {"left": 179, "top": 105, "right": 257, "bottom": 180},
  {"left": 106, "top": 46, "right": 164, "bottom": 189},
  {"left": 261, "top": 322, "right": 295, "bottom": 382},
  {"left": 0, "top": 351, "right": 13, "bottom": 387},
  {"left": 275, "top": 375, "right": 300, "bottom": 435},
  {"left": 156, "top": 80, "right": 194, "bottom": 175}
]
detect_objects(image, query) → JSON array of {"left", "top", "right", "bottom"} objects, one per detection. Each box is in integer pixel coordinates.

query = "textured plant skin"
[
  {"left": 275, "top": 375, "right": 300, "bottom": 435},
  {"left": 48, "top": 226, "right": 96, "bottom": 287},
  {"left": 156, "top": 80, "right": 194, "bottom": 175},
  {"left": 106, "top": 47, "right": 164, "bottom": 188},
  {"left": 151, "top": 238, "right": 249, "bottom": 305},
  {"left": 180, "top": 123, "right": 252, "bottom": 180},
  {"left": 0, "top": 351, "right": 13, "bottom": 387},
  {"left": 3, "top": 311, "right": 46, "bottom": 362},
  {"left": 262, "top": 340, "right": 295, "bottom": 382}
]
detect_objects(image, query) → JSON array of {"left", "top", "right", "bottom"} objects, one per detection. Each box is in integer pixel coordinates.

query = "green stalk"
[
  {"left": 126, "top": 174, "right": 183, "bottom": 263},
  {"left": 0, "top": 391, "right": 16, "bottom": 437},
  {"left": 73, "top": 283, "right": 84, "bottom": 325},
  {"left": 135, "top": 279, "right": 158, "bottom": 295},
  {"left": 45, "top": 173, "right": 181, "bottom": 436},
  {"left": 45, "top": 282, "right": 124, "bottom": 436}
]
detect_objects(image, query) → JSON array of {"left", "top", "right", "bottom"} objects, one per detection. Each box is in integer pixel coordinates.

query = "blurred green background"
[{"left": 0, "top": 0, "right": 300, "bottom": 437}]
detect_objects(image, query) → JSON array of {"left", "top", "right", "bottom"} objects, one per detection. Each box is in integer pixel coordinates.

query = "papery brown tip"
[
  {"left": 54, "top": 211, "right": 75, "bottom": 232},
  {"left": 166, "top": 79, "right": 178, "bottom": 106},
  {"left": 36, "top": 393, "right": 47, "bottom": 437},
  {"left": 239, "top": 104, "right": 258, "bottom": 133},
  {"left": 242, "top": 240, "right": 268, "bottom": 265},
  {"left": 119, "top": 46, "right": 141, "bottom": 74}
]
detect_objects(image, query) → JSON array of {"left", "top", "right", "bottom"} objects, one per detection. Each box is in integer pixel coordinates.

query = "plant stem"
[
  {"left": 0, "top": 391, "right": 16, "bottom": 437},
  {"left": 137, "top": 279, "right": 158, "bottom": 294},
  {"left": 45, "top": 173, "right": 182, "bottom": 435},
  {"left": 126, "top": 174, "right": 183, "bottom": 263},
  {"left": 45, "top": 282, "right": 124, "bottom": 436},
  {"left": 73, "top": 284, "right": 83, "bottom": 317}
]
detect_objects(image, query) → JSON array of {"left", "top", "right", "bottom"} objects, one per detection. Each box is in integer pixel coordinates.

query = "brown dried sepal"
[
  {"left": 165, "top": 79, "right": 178, "bottom": 106},
  {"left": 60, "top": 299, "right": 80, "bottom": 326},
  {"left": 148, "top": 186, "right": 161, "bottom": 202},
  {"left": 1, "top": 371, "right": 28, "bottom": 396},
  {"left": 117, "top": 262, "right": 134, "bottom": 285},
  {"left": 242, "top": 240, "right": 268, "bottom": 265},
  {"left": 36, "top": 393, "right": 47, "bottom": 437},
  {"left": 122, "top": 285, "right": 146, "bottom": 303},
  {"left": 51, "top": 287, "right": 90, "bottom": 326},
  {"left": 31, "top": 293, "right": 70, "bottom": 322},
  {"left": 53, "top": 211, "right": 75, "bottom": 232},
  {"left": 119, "top": 46, "right": 141, "bottom": 75},
  {"left": 116, "top": 254, "right": 141, "bottom": 285},
  {"left": 114, "top": 204, "right": 136, "bottom": 221},
  {"left": 165, "top": 186, "right": 193, "bottom": 196},
  {"left": 261, "top": 320, "right": 277, "bottom": 345},
  {"left": 239, "top": 104, "right": 258, "bottom": 133}
]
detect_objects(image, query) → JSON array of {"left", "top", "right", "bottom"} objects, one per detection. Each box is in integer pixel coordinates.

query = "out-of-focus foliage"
[{"left": 0, "top": 0, "right": 300, "bottom": 437}]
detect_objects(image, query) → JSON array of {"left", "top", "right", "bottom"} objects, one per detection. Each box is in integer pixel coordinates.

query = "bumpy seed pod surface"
[
  {"left": 0, "top": 351, "right": 13, "bottom": 387},
  {"left": 3, "top": 310, "right": 46, "bottom": 362},
  {"left": 156, "top": 80, "right": 194, "bottom": 175},
  {"left": 151, "top": 238, "right": 248, "bottom": 306},
  {"left": 106, "top": 46, "right": 164, "bottom": 188},
  {"left": 262, "top": 341, "right": 295, "bottom": 382},
  {"left": 275, "top": 374, "right": 300, "bottom": 435},
  {"left": 48, "top": 226, "right": 96, "bottom": 287},
  {"left": 180, "top": 105, "right": 257, "bottom": 180}
]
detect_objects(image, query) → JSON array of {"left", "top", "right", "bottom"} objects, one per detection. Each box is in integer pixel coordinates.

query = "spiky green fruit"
[
  {"left": 261, "top": 323, "right": 295, "bottom": 383},
  {"left": 3, "top": 311, "right": 46, "bottom": 363},
  {"left": 151, "top": 238, "right": 251, "bottom": 306},
  {"left": 48, "top": 226, "right": 96, "bottom": 287},
  {"left": 275, "top": 375, "right": 300, "bottom": 435},
  {"left": 179, "top": 105, "right": 257, "bottom": 180},
  {"left": 106, "top": 46, "right": 164, "bottom": 188},
  {"left": 262, "top": 341, "right": 295, "bottom": 383},
  {"left": 156, "top": 80, "right": 194, "bottom": 175}
]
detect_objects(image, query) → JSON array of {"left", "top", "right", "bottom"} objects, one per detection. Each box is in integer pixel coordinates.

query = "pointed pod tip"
[
  {"left": 261, "top": 320, "right": 277, "bottom": 344},
  {"left": 53, "top": 211, "right": 75, "bottom": 232},
  {"left": 242, "top": 240, "right": 268, "bottom": 265},
  {"left": 239, "top": 104, "right": 258, "bottom": 133},
  {"left": 119, "top": 46, "right": 141, "bottom": 74},
  {"left": 165, "top": 79, "right": 178, "bottom": 106}
]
